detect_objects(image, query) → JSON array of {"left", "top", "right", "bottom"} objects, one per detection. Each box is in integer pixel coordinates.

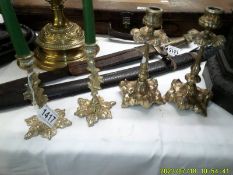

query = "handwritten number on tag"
[
  {"left": 41, "top": 109, "right": 56, "bottom": 123},
  {"left": 166, "top": 45, "right": 182, "bottom": 56}
]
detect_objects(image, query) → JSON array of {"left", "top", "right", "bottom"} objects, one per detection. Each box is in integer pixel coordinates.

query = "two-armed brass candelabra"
[
  {"left": 165, "top": 6, "right": 225, "bottom": 116},
  {"left": 35, "top": 0, "right": 85, "bottom": 70},
  {"left": 120, "top": 7, "right": 169, "bottom": 108}
]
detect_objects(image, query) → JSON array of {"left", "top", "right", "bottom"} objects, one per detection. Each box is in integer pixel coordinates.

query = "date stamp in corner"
[{"left": 160, "top": 168, "right": 231, "bottom": 175}]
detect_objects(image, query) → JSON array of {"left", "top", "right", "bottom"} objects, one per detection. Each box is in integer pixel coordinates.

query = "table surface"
[{"left": 0, "top": 36, "right": 233, "bottom": 175}]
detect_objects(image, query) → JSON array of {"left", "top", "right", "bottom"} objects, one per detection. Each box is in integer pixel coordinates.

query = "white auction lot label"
[
  {"left": 166, "top": 45, "right": 182, "bottom": 56},
  {"left": 38, "top": 104, "right": 58, "bottom": 128}
]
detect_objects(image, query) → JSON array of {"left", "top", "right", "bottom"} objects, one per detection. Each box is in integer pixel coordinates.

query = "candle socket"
[
  {"left": 74, "top": 44, "right": 116, "bottom": 127},
  {"left": 119, "top": 7, "right": 166, "bottom": 108},
  {"left": 15, "top": 52, "right": 34, "bottom": 71},
  {"left": 35, "top": 0, "right": 85, "bottom": 71},
  {"left": 191, "top": 6, "right": 225, "bottom": 47}
]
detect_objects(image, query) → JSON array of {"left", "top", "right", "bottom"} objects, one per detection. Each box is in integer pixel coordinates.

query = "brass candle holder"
[
  {"left": 74, "top": 44, "right": 116, "bottom": 127},
  {"left": 119, "top": 7, "right": 168, "bottom": 108},
  {"left": 192, "top": 6, "right": 225, "bottom": 47},
  {"left": 164, "top": 6, "right": 225, "bottom": 116},
  {"left": 35, "top": 0, "right": 85, "bottom": 71},
  {"left": 17, "top": 53, "right": 72, "bottom": 140}
]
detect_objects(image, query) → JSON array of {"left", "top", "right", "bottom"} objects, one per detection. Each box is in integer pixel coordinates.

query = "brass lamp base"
[
  {"left": 35, "top": 12, "right": 85, "bottom": 70},
  {"left": 35, "top": 45, "right": 85, "bottom": 70}
]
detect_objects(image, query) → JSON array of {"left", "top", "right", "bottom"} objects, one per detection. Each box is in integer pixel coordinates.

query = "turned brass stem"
[{"left": 52, "top": 3, "right": 67, "bottom": 27}]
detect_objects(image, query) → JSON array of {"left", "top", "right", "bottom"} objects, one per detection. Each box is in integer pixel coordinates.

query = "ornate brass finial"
[
  {"left": 75, "top": 44, "right": 116, "bottom": 127},
  {"left": 120, "top": 7, "right": 166, "bottom": 108},
  {"left": 16, "top": 53, "right": 72, "bottom": 140},
  {"left": 35, "top": 0, "right": 85, "bottom": 70},
  {"left": 164, "top": 6, "right": 225, "bottom": 116},
  {"left": 192, "top": 6, "right": 225, "bottom": 47}
]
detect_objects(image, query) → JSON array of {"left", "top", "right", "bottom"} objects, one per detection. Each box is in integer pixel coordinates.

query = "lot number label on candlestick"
[
  {"left": 38, "top": 105, "right": 58, "bottom": 128},
  {"left": 166, "top": 45, "right": 182, "bottom": 56}
]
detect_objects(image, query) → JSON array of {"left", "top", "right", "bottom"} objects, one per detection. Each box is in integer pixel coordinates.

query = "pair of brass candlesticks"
[
  {"left": 17, "top": 0, "right": 115, "bottom": 140},
  {"left": 120, "top": 6, "right": 225, "bottom": 116},
  {"left": 19, "top": 45, "right": 115, "bottom": 140}
]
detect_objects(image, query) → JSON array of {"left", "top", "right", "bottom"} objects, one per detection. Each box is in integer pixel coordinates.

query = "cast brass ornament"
[
  {"left": 75, "top": 44, "right": 116, "bottom": 127},
  {"left": 35, "top": 0, "right": 85, "bottom": 70},
  {"left": 23, "top": 72, "right": 48, "bottom": 107},
  {"left": 25, "top": 109, "right": 72, "bottom": 140},
  {"left": 119, "top": 7, "right": 166, "bottom": 108},
  {"left": 120, "top": 44, "right": 164, "bottom": 108},
  {"left": 16, "top": 53, "right": 72, "bottom": 140},
  {"left": 165, "top": 49, "right": 213, "bottom": 116},
  {"left": 190, "top": 6, "right": 225, "bottom": 47}
]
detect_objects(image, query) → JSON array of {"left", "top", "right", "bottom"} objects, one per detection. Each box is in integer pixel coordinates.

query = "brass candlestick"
[
  {"left": 164, "top": 6, "right": 225, "bottom": 116},
  {"left": 74, "top": 44, "right": 116, "bottom": 127},
  {"left": 17, "top": 53, "right": 72, "bottom": 140},
  {"left": 35, "top": 0, "right": 85, "bottom": 70},
  {"left": 165, "top": 49, "right": 213, "bottom": 116},
  {"left": 120, "top": 7, "right": 167, "bottom": 108}
]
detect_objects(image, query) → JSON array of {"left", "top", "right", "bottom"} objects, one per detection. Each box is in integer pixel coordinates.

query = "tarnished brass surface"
[
  {"left": 15, "top": 52, "right": 34, "bottom": 70},
  {"left": 16, "top": 53, "right": 48, "bottom": 108},
  {"left": 165, "top": 79, "right": 212, "bottom": 116},
  {"left": 75, "top": 44, "right": 116, "bottom": 126},
  {"left": 35, "top": 0, "right": 85, "bottom": 70},
  {"left": 164, "top": 49, "right": 212, "bottom": 116},
  {"left": 24, "top": 109, "right": 72, "bottom": 140},
  {"left": 120, "top": 44, "right": 164, "bottom": 108},
  {"left": 191, "top": 6, "right": 225, "bottom": 47},
  {"left": 120, "top": 7, "right": 166, "bottom": 108},
  {"left": 23, "top": 72, "right": 48, "bottom": 108},
  {"left": 120, "top": 79, "right": 164, "bottom": 108},
  {"left": 75, "top": 97, "right": 116, "bottom": 127},
  {"left": 17, "top": 53, "right": 72, "bottom": 140},
  {"left": 164, "top": 6, "right": 225, "bottom": 116}
]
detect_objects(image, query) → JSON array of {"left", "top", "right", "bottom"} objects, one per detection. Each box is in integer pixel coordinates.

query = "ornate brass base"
[
  {"left": 164, "top": 79, "right": 212, "bottom": 116},
  {"left": 75, "top": 96, "right": 116, "bottom": 127},
  {"left": 35, "top": 45, "right": 85, "bottom": 70},
  {"left": 25, "top": 109, "right": 72, "bottom": 140},
  {"left": 35, "top": 20, "right": 85, "bottom": 70},
  {"left": 120, "top": 78, "right": 164, "bottom": 108}
]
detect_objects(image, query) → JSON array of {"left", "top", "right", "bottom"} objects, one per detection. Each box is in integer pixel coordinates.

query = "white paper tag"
[
  {"left": 166, "top": 45, "right": 182, "bottom": 56},
  {"left": 0, "top": 14, "right": 4, "bottom": 23},
  {"left": 137, "top": 6, "right": 146, "bottom": 10},
  {"left": 38, "top": 105, "right": 58, "bottom": 128}
]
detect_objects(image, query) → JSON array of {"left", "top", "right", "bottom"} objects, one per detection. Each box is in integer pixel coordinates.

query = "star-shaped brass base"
[
  {"left": 24, "top": 109, "right": 72, "bottom": 140},
  {"left": 164, "top": 79, "right": 213, "bottom": 116},
  {"left": 75, "top": 96, "right": 116, "bottom": 127},
  {"left": 120, "top": 78, "right": 165, "bottom": 108}
]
